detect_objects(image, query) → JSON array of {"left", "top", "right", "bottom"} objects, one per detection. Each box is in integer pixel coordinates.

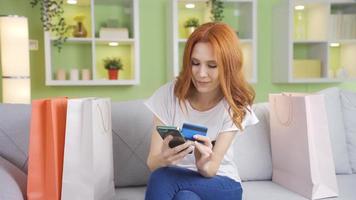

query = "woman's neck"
[{"left": 188, "top": 89, "right": 223, "bottom": 111}]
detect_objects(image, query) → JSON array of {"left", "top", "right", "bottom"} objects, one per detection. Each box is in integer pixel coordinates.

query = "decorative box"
[
  {"left": 293, "top": 59, "right": 321, "bottom": 78},
  {"left": 99, "top": 28, "right": 129, "bottom": 39}
]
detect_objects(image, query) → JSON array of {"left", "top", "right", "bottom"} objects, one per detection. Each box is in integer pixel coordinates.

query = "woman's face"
[{"left": 190, "top": 42, "right": 220, "bottom": 95}]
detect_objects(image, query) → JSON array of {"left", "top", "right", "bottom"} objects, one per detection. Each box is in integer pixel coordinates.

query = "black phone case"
[{"left": 156, "top": 126, "right": 186, "bottom": 148}]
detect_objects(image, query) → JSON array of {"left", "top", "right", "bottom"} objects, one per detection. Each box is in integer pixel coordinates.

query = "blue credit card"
[{"left": 181, "top": 123, "right": 208, "bottom": 140}]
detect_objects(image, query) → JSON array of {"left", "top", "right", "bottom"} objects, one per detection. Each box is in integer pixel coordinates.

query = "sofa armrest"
[{"left": 0, "top": 156, "right": 27, "bottom": 200}]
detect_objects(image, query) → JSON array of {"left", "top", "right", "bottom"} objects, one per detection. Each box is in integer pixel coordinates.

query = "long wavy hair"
[{"left": 174, "top": 22, "right": 255, "bottom": 129}]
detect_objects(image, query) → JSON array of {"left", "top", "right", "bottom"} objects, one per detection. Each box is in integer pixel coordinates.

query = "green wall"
[{"left": 0, "top": 0, "right": 355, "bottom": 104}]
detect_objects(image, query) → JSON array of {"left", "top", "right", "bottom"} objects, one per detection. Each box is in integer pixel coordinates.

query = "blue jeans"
[{"left": 145, "top": 166, "right": 243, "bottom": 200}]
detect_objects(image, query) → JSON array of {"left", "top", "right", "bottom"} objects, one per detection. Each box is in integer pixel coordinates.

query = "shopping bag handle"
[
  {"left": 96, "top": 101, "right": 110, "bottom": 133},
  {"left": 273, "top": 93, "right": 293, "bottom": 126}
]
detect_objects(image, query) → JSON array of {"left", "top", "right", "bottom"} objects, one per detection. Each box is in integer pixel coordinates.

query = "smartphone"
[
  {"left": 156, "top": 126, "right": 186, "bottom": 148},
  {"left": 181, "top": 123, "right": 208, "bottom": 141}
]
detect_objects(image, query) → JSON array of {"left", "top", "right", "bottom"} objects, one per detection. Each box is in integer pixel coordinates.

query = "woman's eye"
[
  {"left": 191, "top": 61, "right": 200, "bottom": 66},
  {"left": 208, "top": 64, "right": 217, "bottom": 68}
]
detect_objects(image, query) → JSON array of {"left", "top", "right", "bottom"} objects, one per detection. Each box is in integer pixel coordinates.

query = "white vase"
[
  {"left": 70, "top": 69, "right": 79, "bottom": 81},
  {"left": 56, "top": 69, "right": 66, "bottom": 80},
  {"left": 81, "top": 69, "right": 91, "bottom": 80}
]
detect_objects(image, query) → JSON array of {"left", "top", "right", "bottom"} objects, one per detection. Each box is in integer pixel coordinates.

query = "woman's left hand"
[{"left": 193, "top": 135, "right": 213, "bottom": 171}]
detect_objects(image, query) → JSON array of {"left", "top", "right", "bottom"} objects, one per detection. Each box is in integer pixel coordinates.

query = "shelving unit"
[
  {"left": 168, "top": 0, "right": 257, "bottom": 83},
  {"left": 272, "top": 0, "right": 356, "bottom": 83},
  {"left": 44, "top": 0, "right": 139, "bottom": 86}
]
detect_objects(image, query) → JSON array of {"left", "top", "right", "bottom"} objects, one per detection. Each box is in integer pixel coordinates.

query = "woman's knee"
[
  {"left": 173, "top": 190, "right": 201, "bottom": 200},
  {"left": 148, "top": 167, "right": 175, "bottom": 186}
]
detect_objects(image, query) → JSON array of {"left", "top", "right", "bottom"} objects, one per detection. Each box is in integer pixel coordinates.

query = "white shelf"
[
  {"left": 289, "top": 78, "right": 344, "bottom": 83},
  {"left": 272, "top": 0, "right": 356, "bottom": 83},
  {"left": 46, "top": 79, "right": 139, "bottom": 86},
  {"left": 240, "top": 39, "right": 253, "bottom": 43},
  {"left": 293, "top": 40, "right": 328, "bottom": 44},
  {"left": 168, "top": 0, "right": 257, "bottom": 83},
  {"left": 95, "top": 38, "right": 135, "bottom": 45},
  {"left": 51, "top": 37, "right": 93, "bottom": 43},
  {"left": 44, "top": 0, "right": 140, "bottom": 86},
  {"left": 329, "top": 39, "right": 356, "bottom": 44}
]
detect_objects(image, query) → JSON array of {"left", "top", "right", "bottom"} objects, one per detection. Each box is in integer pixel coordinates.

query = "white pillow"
[
  {"left": 340, "top": 89, "right": 356, "bottom": 173},
  {"left": 318, "top": 87, "right": 352, "bottom": 174},
  {"left": 234, "top": 103, "right": 273, "bottom": 181}
]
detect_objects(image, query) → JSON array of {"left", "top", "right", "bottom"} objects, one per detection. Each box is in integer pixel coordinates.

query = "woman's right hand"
[{"left": 160, "top": 135, "right": 194, "bottom": 166}]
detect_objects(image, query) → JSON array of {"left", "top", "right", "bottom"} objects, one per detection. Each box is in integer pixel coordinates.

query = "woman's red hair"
[{"left": 174, "top": 22, "right": 255, "bottom": 129}]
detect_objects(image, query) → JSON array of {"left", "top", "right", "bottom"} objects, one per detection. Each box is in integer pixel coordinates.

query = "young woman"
[{"left": 144, "top": 22, "right": 258, "bottom": 200}]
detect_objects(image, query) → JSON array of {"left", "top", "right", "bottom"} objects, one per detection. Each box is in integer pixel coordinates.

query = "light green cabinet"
[
  {"left": 272, "top": 0, "right": 356, "bottom": 83},
  {"left": 44, "top": 0, "right": 140, "bottom": 86}
]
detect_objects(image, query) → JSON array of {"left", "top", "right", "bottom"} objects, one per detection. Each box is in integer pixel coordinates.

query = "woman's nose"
[{"left": 197, "top": 65, "right": 208, "bottom": 77}]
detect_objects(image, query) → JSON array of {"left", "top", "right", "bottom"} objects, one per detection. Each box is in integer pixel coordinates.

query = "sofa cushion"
[
  {"left": 318, "top": 88, "right": 352, "bottom": 174},
  {"left": 340, "top": 89, "right": 356, "bottom": 173},
  {"left": 0, "top": 156, "right": 27, "bottom": 200},
  {"left": 115, "top": 186, "right": 146, "bottom": 200},
  {"left": 113, "top": 175, "right": 356, "bottom": 200},
  {"left": 0, "top": 104, "right": 31, "bottom": 174},
  {"left": 111, "top": 100, "right": 153, "bottom": 187},
  {"left": 242, "top": 174, "right": 356, "bottom": 200},
  {"left": 234, "top": 103, "right": 273, "bottom": 181}
]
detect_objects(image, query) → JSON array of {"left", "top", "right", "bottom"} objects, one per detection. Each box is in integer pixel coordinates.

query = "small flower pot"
[{"left": 108, "top": 69, "right": 119, "bottom": 80}]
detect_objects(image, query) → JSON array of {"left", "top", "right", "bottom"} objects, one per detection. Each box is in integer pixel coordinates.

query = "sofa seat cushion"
[
  {"left": 114, "top": 175, "right": 356, "bottom": 200},
  {"left": 115, "top": 186, "right": 146, "bottom": 200},
  {"left": 242, "top": 175, "right": 356, "bottom": 200},
  {"left": 335, "top": 174, "right": 356, "bottom": 199}
]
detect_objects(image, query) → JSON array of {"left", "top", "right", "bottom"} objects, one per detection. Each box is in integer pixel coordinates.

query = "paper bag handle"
[
  {"left": 96, "top": 101, "right": 110, "bottom": 133},
  {"left": 273, "top": 93, "right": 293, "bottom": 126}
]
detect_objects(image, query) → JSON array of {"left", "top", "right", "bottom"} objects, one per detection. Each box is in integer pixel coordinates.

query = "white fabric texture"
[
  {"left": 318, "top": 87, "right": 352, "bottom": 174},
  {"left": 145, "top": 81, "right": 259, "bottom": 182},
  {"left": 340, "top": 90, "right": 356, "bottom": 173}
]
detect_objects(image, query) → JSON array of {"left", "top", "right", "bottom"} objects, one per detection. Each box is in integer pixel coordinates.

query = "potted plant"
[
  {"left": 209, "top": 0, "right": 224, "bottom": 22},
  {"left": 184, "top": 17, "right": 199, "bottom": 37},
  {"left": 30, "top": 0, "right": 70, "bottom": 52},
  {"left": 103, "top": 57, "right": 123, "bottom": 80}
]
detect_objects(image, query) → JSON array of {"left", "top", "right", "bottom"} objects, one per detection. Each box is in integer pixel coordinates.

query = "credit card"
[{"left": 181, "top": 123, "right": 208, "bottom": 140}]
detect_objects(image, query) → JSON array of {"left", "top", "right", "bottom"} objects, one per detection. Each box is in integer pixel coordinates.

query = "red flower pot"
[{"left": 108, "top": 69, "right": 119, "bottom": 80}]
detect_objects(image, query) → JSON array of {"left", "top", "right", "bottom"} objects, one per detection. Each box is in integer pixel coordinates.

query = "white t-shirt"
[{"left": 145, "top": 81, "right": 259, "bottom": 182}]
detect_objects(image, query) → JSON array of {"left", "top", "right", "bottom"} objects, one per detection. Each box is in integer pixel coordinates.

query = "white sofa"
[{"left": 0, "top": 87, "right": 355, "bottom": 200}]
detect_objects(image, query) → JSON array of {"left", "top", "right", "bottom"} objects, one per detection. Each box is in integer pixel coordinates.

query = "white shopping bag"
[
  {"left": 61, "top": 98, "right": 115, "bottom": 200},
  {"left": 269, "top": 93, "right": 338, "bottom": 200}
]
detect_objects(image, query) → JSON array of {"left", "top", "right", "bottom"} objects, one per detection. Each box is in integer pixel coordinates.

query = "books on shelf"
[{"left": 330, "top": 14, "right": 356, "bottom": 39}]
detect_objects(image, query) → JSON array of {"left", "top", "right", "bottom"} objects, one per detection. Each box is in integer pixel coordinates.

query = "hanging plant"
[
  {"left": 209, "top": 0, "right": 224, "bottom": 22},
  {"left": 30, "top": 0, "right": 70, "bottom": 52}
]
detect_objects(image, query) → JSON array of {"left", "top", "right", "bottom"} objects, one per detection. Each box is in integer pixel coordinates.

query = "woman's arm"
[
  {"left": 194, "top": 131, "right": 236, "bottom": 177},
  {"left": 146, "top": 117, "right": 194, "bottom": 171}
]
